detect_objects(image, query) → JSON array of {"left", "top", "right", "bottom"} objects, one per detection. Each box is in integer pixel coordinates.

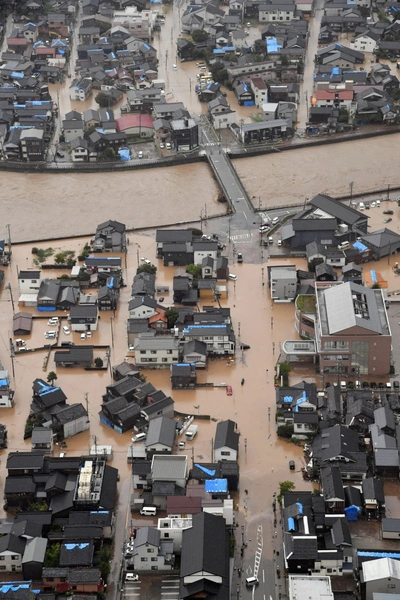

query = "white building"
[
  {"left": 350, "top": 31, "right": 379, "bottom": 53},
  {"left": 289, "top": 575, "right": 334, "bottom": 600},
  {"left": 193, "top": 241, "right": 218, "bottom": 266},
  {"left": 182, "top": 324, "right": 236, "bottom": 355},
  {"left": 134, "top": 334, "right": 179, "bottom": 368},
  {"left": 158, "top": 516, "right": 193, "bottom": 553},
  {"left": 363, "top": 557, "right": 400, "bottom": 600},
  {"left": 214, "top": 419, "right": 239, "bottom": 462},
  {"left": 203, "top": 498, "right": 234, "bottom": 525},
  {"left": 131, "top": 527, "right": 174, "bottom": 571},
  {"left": 128, "top": 297, "right": 160, "bottom": 319},
  {"left": 269, "top": 266, "right": 297, "bottom": 302},
  {"left": 18, "top": 270, "right": 41, "bottom": 296},
  {"left": 69, "top": 77, "right": 92, "bottom": 101}
]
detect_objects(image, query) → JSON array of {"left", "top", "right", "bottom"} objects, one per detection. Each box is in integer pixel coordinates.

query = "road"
[{"left": 297, "top": 0, "right": 324, "bottom": 127}]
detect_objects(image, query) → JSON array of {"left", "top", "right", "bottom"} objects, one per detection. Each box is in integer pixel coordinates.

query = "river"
[{"left": 2, "top": 132, "right": 400, "bottom": 242}]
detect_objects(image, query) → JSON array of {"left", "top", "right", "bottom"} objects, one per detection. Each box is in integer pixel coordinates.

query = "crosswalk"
[
  {"left": 231, "top": 232, "right": 253, "bottom": 244},
  {"left": 123, "top": 584, "right": 141, "bottom": 598},
  {"left": 161, "top": 577, "right": 180, "bottom": 599}
]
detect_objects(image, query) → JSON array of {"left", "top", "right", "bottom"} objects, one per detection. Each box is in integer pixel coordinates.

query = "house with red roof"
[{"left": 116, "top": 114, "right": 154, "bottom": 138}]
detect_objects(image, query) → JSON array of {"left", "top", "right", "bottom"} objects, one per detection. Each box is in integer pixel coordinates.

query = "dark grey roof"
[
  {"left": 310, "top": 193, "right": 366, "bottom": 225},
  {"left": 181, "top": 512, "right": 229, "bottom": 581},
  {"left": 344, "top": 485, "right": 362, "bottom": 507},
  {"left": 50, "top": 490, "right": 75, "bottom": 515},
  {"left": 214, "top": 420, "right": 239, "bottom": 452},
  {"left": 68, "top": 568, "right": 101, "bottom": 584},
  {"left": 134, "top": 526, "right": 160, "bottom": 548},
  {"left": 360, "top": 228, "right": 400, "bottom": 249},
  {"left": 312, "top": 424, "right": 359, "bottom": 463},
  {"left": 321, "top": 466, "right": 345, "bottom": 501},
  {"left": 54, "top": 348, "right": 94, "bottom": 364},
  {"left": 31, "top": 427, "right": 53, "bottom": 444},
  {"left": 7, "top": 452, "right": 45, "bottom": 470},
  {"left": 145, "top": 416, "right": 176, "bottom": 448},
  {"left": 0, "top": 534, "right": 26, "bottom": 556},
  {"left": 362, "top": 477, "right": 385, "bottom": 503},
  {"left": 68, "top": 510, "right": 112, "bottom": 527},
  {"left": 59, "top": 540, "right": 94, "bottom": 567},
  {"left": 156, "top": 230, "right": 193, "bottom": 243},
  {"left": 132, "top": 460, "right": 152, "bottom": 476},
  {"left": 53, "top": 403, "right": 88, "bottom": 424},
  {"left": 99, "top": 465, "right": 118, "bottom": 509},
  {"left": 283, "top": 533, "right": 318, "bottom": 561}
]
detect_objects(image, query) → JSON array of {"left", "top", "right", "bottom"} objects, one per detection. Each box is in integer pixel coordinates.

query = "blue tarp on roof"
[
  {"left": 358, "top": 551, "right": 400, "bottom": 559},
  {"left": 11, "top": 72, "right": 24, "bottom": 79},
  {"left": 0, "top": 379, "right": 8, "bottom": 387},
  {"left": 288, "top": 517, "right": 295, "bottom": 531},
  {"left": 213, "top": 49, "right": 224, "bottom": 54},
  {"left": 331, "top": 67, "right": 340, "bottom": 76},
  {"left": 353, "top": 240, "right": 368, "bottom": 252},
  {"left": 283, "top": 395, "right": 293, "bottom": 403},
  {"left": 266, "top": 36, "right": 282, "bottom": 53},
  {"left": 221, "top": 46, "right": 235, "bottom": 51},
  {"left": 370, "top": 270, "right": 377, "bottom": 283},
  {"left": 296, "top": 502, "right": 303, "bottom": 514},
  {"left": 107, "top": 276, "right": 115, "bottom": 288},
  {"left": 295, "top": 391, "right": 308, "bottom": 412},
  {"left": 205, "top": 478, "right": 228, "bottom": 493},
  {"left": 118, "top": 149, "right": 130, "bottom": 161},
  {"left": 143, "top": 43, "right": 150, "bottom": 50},
  {"left": 65, "top": 543, "right": 89, "bottom": 550},
  {"left": 345, "top": 505, "right": 360, "bottom": 521},
  {"left": 243, "top": 100, "right": 254, "bottom": 106},
  {"left": 195, "top": 463, "right": 216, "bottom": 476}
]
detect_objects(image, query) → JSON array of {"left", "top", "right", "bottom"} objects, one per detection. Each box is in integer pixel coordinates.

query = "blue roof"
[
  {"left": 288, "top": 517, "right": 295, "bottom": 531},
  {"left": 0, "top": 379, "right": 8, "bottom": 386},
  {"left": 266, "top": 36, "right": 282, "bottom": 53},
  {"left": 370, "top": 269, "right": 377, "bottom": 283},
  {"left": 358, "top": 551, "right": 400, "bottom": 558},
  {"left": 64, "top": 543, "right": 90, "bottom": 550},
  {"left": 11, "top": 72, "right": 24, "bottom": 79},
  {"left": 296, "top": 502, "right": 303, "bottom": 514},
  {"left": 204, "top": 478, "right": 228, "bottom": 493}
]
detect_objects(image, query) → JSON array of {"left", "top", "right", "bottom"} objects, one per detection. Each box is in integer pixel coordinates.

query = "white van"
[
  {"left": 359, "top": 202, "right": 365, "bottom": 210},
  {"left": 338, "top": 241, "right": 350, "bottom": 250},
  {"left": 140, "top": 506, "right": 157, "bottom": 516},
  {"left": 132, "top": 432, "right": 146, "bottom": 443},
  {"left": 245, "top": 577, "right": 259, "bottom": 588}
]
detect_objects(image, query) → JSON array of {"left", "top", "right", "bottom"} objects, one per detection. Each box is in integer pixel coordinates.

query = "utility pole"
[
  {"left": 349, "top": 181, "right": 354, "bottom": 206},
  {"left": 84, "top": 392, "right": 89, "bottom": 416},
  {"left": 6, "top": 283, "right": 14, "bottom": 313},
  {"left": 110, "top": 316, "right": 114, "bottom": 348},
  {"left": 6, "top": 224, "right": 11, "bottom": 262},
  {"left": 9, "top": 337, "right": 15, "bottom": 380},
  {"left": 93, "top": 434, "right": 98, "bottom": 456}
]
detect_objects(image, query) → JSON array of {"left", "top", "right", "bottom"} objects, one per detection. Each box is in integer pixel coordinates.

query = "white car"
[
  {"left": 228, "top": 274, "right": 237, "bottom": 281},
  {"left": 48, "top": 317, "right": 59, "bottom": 325},
  {"left": 259, "top": 225, "right": 269, "bottom": 233},
  {"left": 166, "top": 142, "right": 172, "bottom": 150},
  {"left": 272, "top": 216, "right": 280, "bottom": 225},
  {"left": 159, "top": 143, "right": 165, "bottom": 149},
  {"left": 125, "top": 573, "right": 139, "bottom": 582},
  {"left": 371, "top": 201, "right": 376, "bottom": 208},
  {"left": 138, "top": 151, "right": 143, "bottom": 159},
  {"left": 62, "top": 326, "right": 70, "bottom": 335},
  {"left": 80, "top": 333, "right": 86, "bottom": 341},
  {"left": 141, "top": 257, "right": 151, "bottom": 264},
  {"left": 172, "top": 64, "right": 177, "bottom": 70},
  {"left": 45, "top": 331, "right": 56, "bottom": 339}
]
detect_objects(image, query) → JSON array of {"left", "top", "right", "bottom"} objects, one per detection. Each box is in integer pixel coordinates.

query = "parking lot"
[{"left": 122, "top": 574, "right": 180, "bottom": 600}]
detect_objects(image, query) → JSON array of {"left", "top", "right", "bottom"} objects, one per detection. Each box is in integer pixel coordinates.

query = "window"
[
  {"left": 147, "top": 548, "right": 155, "bottom": 553},
  {"left": 162, "top": 358, "right": 168, "bottom": 362},
  {"left": 151, "top": 557, "right": 158, "bottom": 561},
  {"left": 163, "top": 533, "right": 170, "bottom": 537},
  {"left": 221, "top": 451, "right": 230, "bottom": 456},
  {"left": 140, "top": 350, "right": 146, "bottom": 354},
  {"left": 151, "top": 350, "right": 157, "bottom": 354},
  {"left": 0, "top": 566, "right": 5, "bottom": 571},
  {"left": 0, "top": 557, "right": 5, "bottom": 561},
  {"left": 167, "top": 350, "right": 172, "bottom": 354},
  {"left": 151, "top": 566, "right": 159, "bottom": 570},
  {"left": 141, "top": 557, "right": 148, "bottom": 562},
  {"left": 11, "top": 555, "right": 19, "bottom": 561}
]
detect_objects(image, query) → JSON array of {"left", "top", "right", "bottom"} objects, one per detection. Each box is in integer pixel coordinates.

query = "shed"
[
  {"left": 382, "top": 518, "right": 400, "bottom": 539},
  {"left": 13, "top": 312, "right": 32, "bottom": 335}
]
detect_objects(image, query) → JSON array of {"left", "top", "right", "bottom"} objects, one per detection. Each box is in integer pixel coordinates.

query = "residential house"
[
  {"left": 131, "top": 272, "right": 156, "bottom": 297},
  {"left": 268, "top": 265, "right": 297, "bottom": 302},
  {"left": 233, "top": 119, "right": 293, "bottom": 143},
  {"left": 193, "top": 241, "right": 219, "bottom": 267},
  {"left": 59, "top": 540, "right": 95, "bottom": 568},
  {"left": 214, "top": 419, "right": 239, "bottom": 462},
  {"left": 171, "top": 363, "right": 196, "bottom": 389},
  {"left": 382, "top": 518, "right": 400, "bottom": 540},
  {"left": 145, "top": 416, "right": 176, "bottom": 455},
  {"left": 181, "top": 324, "right": 236, "bottom": 355},
  {"left": 361, "top": 228, "right": 400, "bottom": 260},
  {"left": 157, "top": 516, "right": 193, "bottom": 553},
  {"left": 13, "top": 312, "right": 33, "bottom": 334},
  {"left": 0, "top": 366, "right": 14, "bottom": 408},
  {"left": 93, "top": 220, "right": 126, "bottom": 252},
  {"left": 350, "top": 30, "right": 380, "bottom": 53},
  {"left": 170, "top": 118, "right": 199, "bottom": 152},
  {"left": 0, "top": 534, "right": 26, "bottom": 573},
  {"left": 321, "top": 466, "right": 345, "bottom": 513},
  {"left": 362, "top": 477, "right": 385, "bottom": 516},
  {"left": 151, "top": 455, "right": 187, "bottom": 509},
  {"left": 181, "top": 340, "right": 207, "bottom": 368},
  {"left": 31, "top": 427, "right": 53, "bottom": 453},
  {"left": 54, "top": 348, "right": 94, "bottom": 368},
  {"left": 69, "top": 304, "right": 98, "bottom": 331},
  {"left": 18, "top": 270, "right": 41, "bottom": 297},
  {"left": 62, "top": 117, "right": 84, "bottom": 143},
  {"left": 180, "top": 512, "right": 229, "bottom": 600},
  {"left": 312, "top": 424, "right": 366, "bottom": 480},
  {"left": 131, "top": 526, "right": 174, "bottom": 571},
  {"left": 22, "top": 537, "right": 47, "bottom": 581},
  {"left": 258, "top": 0, "right": 296, "bottom": 22},
  {"left": 128, "top": 297, "right": 161, "bottom": 319},
  {"left": 133, "top": 334, "right": 179, "bottom": 368},
  {"left": 20, "top": 129, "right": 45, "bottom": 162},
  {"left": 52, "top": 404, "right": 90, "bottom": 438},
  {"left": 69, "top": 77, "right": 93, "bottom": 101},
  {"left": 71, "top": 137, "right": 89, "bottom": 162}
]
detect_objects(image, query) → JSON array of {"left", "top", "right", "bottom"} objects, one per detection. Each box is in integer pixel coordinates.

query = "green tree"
[
  {"left": 165, "top": 308, "right": 179, "bottom": 328},
  {"left": 98, "top": 147, "right": 117, "bottom": 162},
  {"left": 136, "top": 263, "right": 157, "bottom": 275},
  {"left": 94, "top": 357, "right": 104, "bottom": 368},
  {"left": 32, "top": 247, "right": 38, "bottom": 254},
  {"left": 279, "top": 362, "right": 292, "bottom": 376},
  {"left": 186, "top": 264, "right": 202, "bottom": 279},
  {"left": 44, "top": 543, "right": 61, "bottom": 567},
  {"left": 47, "top": 371, "right": 58, "bottom": 385},
  {"left": 209, "top": 63, "right": 229, "bottom": 86},
  {"left": 277, "top": 480, "right": 296, "bottom": 504},
  {"left": 192, "top": 29, "right": 209, "bottom": 43},
  {"left": 95, "top": 91, "right": 111, "bottom": 107},
  {"left": 54, "top": 252, "right": 66, "bottom": 265},
  {"left": 97, "top": 545, "right": 113, "bottom": 582}
]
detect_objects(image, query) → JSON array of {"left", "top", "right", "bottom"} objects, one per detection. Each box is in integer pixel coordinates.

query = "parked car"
[
  {"left": 359, "top": 202, "right": 365, "bottom": 210},
  {"left": 141, "top": 257, "right": 151, "bottom": 264},
  {"left": 45, "top": 331, "right": 56, "bottom": 339},
  {"left": 371, "top": 202, "right": 376, "bottom": 208},
  {"left": 259, "top": 225, "right": 269, "bottom": 233},
  {"left": 138, "top": 151, "right": 143, "bottom": 159},
  {"left": 62, "top": 326, "right": 70, "bottom": 335},
  {"left": 48, "top": 317, "right": 59, "bottom": 325},
  {"left": 15, "top": 339, "right": 26, "bottom": 347},
  {"left": 394, "top": 380, "right": 400, "bottom": 391},
  {"left": 80, "top": 333, "right": 86, "bottom": 340},
  {"left": 125, "top": 573, "right": 139, "bottom": 582},
  {"left": 365, "top": 202, "right": 370, "bottom": 209},
  {"left": 228, "top": 274, "right": 237, "bottom": 281},
  {"left": 272, "top": 216, "right": 280, "bottom": 225},
  {"left": 178, "top": 441, "right": 186, "bottom": 449},
  {"left": 383, "top": 210, "right": 394, "bottom": 215},
  {"left": 166, "top": 142, "right": 172, "bottom": 150},
  {"left": 226, "top": 385, "right": 233, "bottom": 396},
  {"left": 86, "top": 331, "right": 92, "bottom": 338},
  {"left": 384, "top": 218, "right": 393, "bottom": 223},
  {"left": 61, "top": 341, "right": 75, "bottom": 347},
  {"left": 289, "top": 460, "right": 295, "bottom": 470},
  {"left": 159, "top": 143, "right": 165, "bottom": 149},
  {"left": 172, "top": 64, "right": 177, "bottom": 70}
]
